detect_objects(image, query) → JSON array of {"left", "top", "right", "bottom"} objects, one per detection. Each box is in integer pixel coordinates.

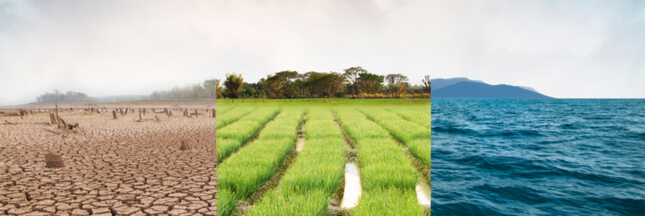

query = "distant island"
[{"left": 432, "top": 78, "right": 551, "bottom": 99}]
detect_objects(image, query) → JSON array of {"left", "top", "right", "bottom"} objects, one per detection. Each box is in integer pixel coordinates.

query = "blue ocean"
[{"left": 431, "top": 99, "right": 645, "bottom": 215}]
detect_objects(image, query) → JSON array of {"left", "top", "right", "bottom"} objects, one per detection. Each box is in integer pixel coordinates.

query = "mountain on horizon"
[{"left": 432, "top": 78, "right": 551, "bottom": 99}]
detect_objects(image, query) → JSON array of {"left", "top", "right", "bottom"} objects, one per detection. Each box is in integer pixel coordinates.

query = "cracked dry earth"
[{"left": 0, "top": 110, "right": 216, "bottom": 215}]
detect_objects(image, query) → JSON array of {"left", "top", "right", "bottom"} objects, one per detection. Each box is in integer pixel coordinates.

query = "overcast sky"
[{"left": 0, "top": 0, "right": 643, "bottom": 105}]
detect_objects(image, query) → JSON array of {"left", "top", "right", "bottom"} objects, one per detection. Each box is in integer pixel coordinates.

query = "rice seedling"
[
  {"left": 336, "top": 109, "right": 423, "bottom": 214},
  {"left": 218, "top": 189, "right": 237, "bottom": 216},
  {"left": 243, "top": 110, "right": 346, "bottom": 216},
  {"left": 217, "top": 101, "right": 430, "bottom": 215},
  {"left": 216, "top": 107, "right": 256, "bottom": 128},
  {"left": 217, "top": 138, "right": 241, "bottom": 163},
  {"left": 244, "top": 189, "right": 330, "bottom": 216},
  {"left": 358, "top": 108, "right": 431, "bottom": 171},
  {"left": 217, "top": 110, "right": 303, "bottom": 216},
  {"left": 385, "top": 107, "right": 431, "bottom": 129},
  {"left": 352, "top": 188, "right": 424, "bottom": 216},
  {"left": 216, "top": 108, "right": 280, "bottom": 163}
]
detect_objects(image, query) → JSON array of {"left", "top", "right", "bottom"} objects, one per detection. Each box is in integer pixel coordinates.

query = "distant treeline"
[
  {"left": 152, "top": 66, "right": 431, "bottom": 100},
  {"left": 149, "top": 79, "right": 219, "bottom": 100},
  {"left": 36, "top": 90, "right": 99, "bottom": 103},
  {"left": 35, "top": 67, "right": 431, "bottom": 103}
]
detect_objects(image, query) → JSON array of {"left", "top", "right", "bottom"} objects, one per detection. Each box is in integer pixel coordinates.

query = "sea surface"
[{"left": 431, "top": 99, "right": 645, "bottom": 215}]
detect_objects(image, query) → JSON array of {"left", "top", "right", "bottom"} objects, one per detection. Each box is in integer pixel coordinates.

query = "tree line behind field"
[
  {"left": 35, "top": 90, "right": 99, "bottom": 103},
  {"left": 218, "top": 66, "right": 430, "bottom": 99},
  {"left": 33, "top": 66, "right": 431, "bottom": 103}
]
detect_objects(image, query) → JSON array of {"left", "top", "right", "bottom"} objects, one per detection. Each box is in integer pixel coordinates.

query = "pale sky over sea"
[{"left": 0, "top": 0, "right": 643, "bottom": 105}]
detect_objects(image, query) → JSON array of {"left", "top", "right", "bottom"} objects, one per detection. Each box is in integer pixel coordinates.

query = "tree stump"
[
  {"left": 59, "top": 118, "right": 68, "bottom": 129},
  {"left": 49, "top": 113, "right": 56, "bottom": 124},
  {"left": 179, "top": 140, "right": 191, "bottom": 151},
  {"left": 45, "top": 153, "right": 64, "bottom": 168},
  {"left": 113, "top": 110, "right": 118, "bottom": 119}
]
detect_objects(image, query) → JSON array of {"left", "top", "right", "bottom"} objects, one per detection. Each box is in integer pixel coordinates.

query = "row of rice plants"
[
  {"left": 385, "top": 107, "right": 431, "bottom": 129},
  {"left": 217, "top": 108, "right": 280, "bottom": 163},
  {"left": 244, "top": 109, "right": 346, "bottom": 215},
  {"left": 217, "top": 109, "right": 304, "bottom": 216},
  {"left": 217, "top": 106, "right": 234, "bottom": 115},
  {"left": 359, "top": 108, "right": 431, "bottom": 173},
  {"left": 360, "top": 108, "right": 430, "bottom": 144},
  {"left": 216, "top": 106, "right": 256, "bottom": 128},
  {"left": 336, "top": 109, "right": 424, "bottom": 215}
]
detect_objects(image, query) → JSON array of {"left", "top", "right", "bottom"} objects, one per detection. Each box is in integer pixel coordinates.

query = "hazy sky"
[{"left": 0, "top": 1, "right": 643, "bottom": 105}]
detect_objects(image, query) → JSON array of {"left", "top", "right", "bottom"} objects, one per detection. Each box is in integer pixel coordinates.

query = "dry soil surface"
[{"left": 0, "top": 107, "right": 216, "bottom": 215}]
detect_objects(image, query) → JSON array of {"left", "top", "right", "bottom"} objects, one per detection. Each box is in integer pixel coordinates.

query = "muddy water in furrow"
[
  {"left": 340, "top": 162, "right": 361, "bottom": 209},
  {"left": 416, "top": 178, "right": 431, "bottom": 210}
]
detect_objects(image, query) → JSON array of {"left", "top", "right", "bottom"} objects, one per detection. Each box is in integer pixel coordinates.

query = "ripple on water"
[{"left": 432, "top": 99, "right": 645, "bottom": 215}]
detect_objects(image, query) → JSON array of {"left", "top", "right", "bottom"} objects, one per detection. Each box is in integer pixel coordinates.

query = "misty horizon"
[{"left": 1, "top": 1, "right": 643, "bottom": 105}]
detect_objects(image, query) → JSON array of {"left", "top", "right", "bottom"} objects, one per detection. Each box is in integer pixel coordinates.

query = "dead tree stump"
[
  {"left": 59, "top": 118, "right": 68, "bottom": 129},
  {"left": 45, "top": 153, "right": 64, "bottom": 168},
  {"left": 49, "top": 113, "right": 56, "bottom": 124},
  {"left": 179, "top": 140, "right": 191, "bottom": 151},
  {"left": 139, "top": 108, "right": 142, "bottom": 121},
  {"left": 113, "top": 110, "right": 118, "bottom": 119}
]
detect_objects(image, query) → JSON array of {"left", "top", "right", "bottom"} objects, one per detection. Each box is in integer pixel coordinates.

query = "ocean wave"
[{"left": 432, "top": 99, "right": 645, "bottom": 215}]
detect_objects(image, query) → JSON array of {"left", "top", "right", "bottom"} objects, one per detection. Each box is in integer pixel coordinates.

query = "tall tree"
[
  {"left": 343, "top": 66, "right": 367, "bottom": 96},
  {"left": 385, "top": 73, "right": 409, "bottom": 98},
  {"left": 422, "top": 75, "right": 431, "bottom": 93},
  {"left": 224, "top": 73, "right": 244, "bottom": 100},
  {"left": 357, "top": 72, "right": 384, "bottom": 94},
  {"left": 215, "top": 79, "right": 224, "bottom": 99},
  {"left": 266, "top": 71, "right": 298, "bottom": 98},
  {"left": 203, "top": 79, "right": 217, "bottom": 98}
]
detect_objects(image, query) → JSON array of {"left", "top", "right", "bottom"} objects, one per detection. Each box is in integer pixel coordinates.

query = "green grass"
[
  {"left": 385, "top": 107, "right": 431, "bottom": 129},
  {"left": 217, "top": 139, "right": 241, "bottom": 163},
  {"left": 217, "top": 106, "right": 233, "bottom": 115},
  {"left": 217, "top": 109, "right": 303, "bottom": 216},
  {"left": 216, "top": 107, "right": 256, "bottom": 128},
  {"left": 218, "top": 189, "right": 237, "bottom": 216},
  {"left": 336, "top": 109, "right": 423, "bottom": 215},
  {"left": 359, "top": 108, "right": 431, "bottom": 172},
  {"left": 216, "top": 108, "right": 280, "bottom": 163},
  {"left": 217, "top": 100, "right": 430, "bottom": 215},
  {"left": 244, "top": 189, "right": 330, "bottom": 216},
  {"left": 244, "top": 110, "right": 346, "bottom": 216},
  {"left": 352, "top": 188, "right": 424, "bottom": 216}
]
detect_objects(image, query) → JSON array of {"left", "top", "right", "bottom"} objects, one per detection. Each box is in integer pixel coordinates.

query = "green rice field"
[{"left": 216, "top": 99, "right": 430, "bottom": 216}]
